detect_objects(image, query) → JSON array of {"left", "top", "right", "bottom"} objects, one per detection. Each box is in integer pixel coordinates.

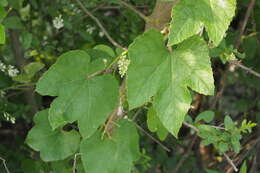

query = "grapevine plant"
[{"left": 0, "top": 0, "right": 258, "bottom": 172}]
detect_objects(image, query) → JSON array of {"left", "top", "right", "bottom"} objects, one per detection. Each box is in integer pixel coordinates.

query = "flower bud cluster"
[
  {"left": 3, "top": 112, "right": 16, "bottom": 124},
  {"left": 53, "top": 15, "right": 64, "bottom": 29},
  {"left": 118, "top": 52, "right": 130, "bottom": 78},
  {"left": 0, "top": 61, "right": 19, "bottom": 77}
]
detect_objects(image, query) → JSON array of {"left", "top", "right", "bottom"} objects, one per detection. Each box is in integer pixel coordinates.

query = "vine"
[{"left": 0, "top": 0, "right": 259, "bottom": 172}]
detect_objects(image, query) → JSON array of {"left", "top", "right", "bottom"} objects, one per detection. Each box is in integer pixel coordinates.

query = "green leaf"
[
  {"left": 0, "top": 6, "right": 7, "bottom": 21},
  {"left": 0, "top": 0, "right": 8, "bottom": 7},
  {"left": 168, "top": 0, "right": 203, "bottom": 46},
  {"left": 147, "top": 107, "right": 168, "bottom": 140},
  {"left": 239, "top": 161, "right": 247, "bottom": 173},
  {"left": 0, "top": 24, "right": 5, "bottom": 44},
  {"left": 21, "top": 159, "right": 48, "bottom": 173},
  {"left": 168, "top": 0, "right": 236, "bottom": 46},
  {"left": 80, "top": 120, "right": 140, "bottom": 173},
  {"left": 94, "top": 44, "right": 115, "bottom": 57},
  {"left": 127, "top": 30, "right": 214, "bottom": 137},
  {"left": 127, "top": 30, "right": 169, "bottom": 109},
  {"left": 224, "top": 115, "right": 235, "bottom": 131},
  {"left": 24, "top": 62, "right": 44, "bottom": 75},
  {"left": 8, "top": 0, "right": 24, "bottom": 9},
  {"left": 231, "top": 134, "right": 241, "bottom": 153},
  {"left": 26, "top": 110, "right": 80, "bottom": 162},
  {"left": 13, "top": 62, "right": 44, "bottom": 83},
  {"left": 20, "top": 32, "right": 33, "bottom": 49},
  {"left": 195, "top": 110, "right": 214, "bottom": 123},
  {"left": 216, "top": 141, "right": 229, "bottom": 153},
  {"left": 36, "top": 50, "right": 119, "bottom": 138},
  {"left": 206, "top": 169, "right": 221, "bottom": 173},
  {"left": 85, "top": 49, "right": 114, "bottom": 70},
  {"left": 198, "top": 124, "right": 221, "bottom": 140},
  {"left": 51, "top": 160, "right": 71, "bottom": 173},
  {"left": 3, "top": 16, "right": 23, "bottom": 29}
]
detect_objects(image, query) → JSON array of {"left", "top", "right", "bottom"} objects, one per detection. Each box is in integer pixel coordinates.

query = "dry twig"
[
  {"left": 234, "top": 0, "right": 256, "bottom": 49},
  {"left": 224, "top": 153, "right": 239, "bottom": 172},
  {"left": 74, "top": 0, "right": 125, "bottom": 49},
  {"left": 132, "top": 121, "right": 171, "bottom": 152},
  {"left": 171, "top": 136, "right": 197, "bottom": 173},
  {"left": 230, "top": 60, "right": 260, "bottom": 78},
  {"left": 183, "top": 122, "right": 199, "bottom": 133},
  {"left": 117, "top": 0, "right": 149, "bottom": 21},
  {"left": 0, "top": 156, "right": 10, "bottom": 173},
  {"left": 231, "top": 0, "right": 260, "bottom": 78}
]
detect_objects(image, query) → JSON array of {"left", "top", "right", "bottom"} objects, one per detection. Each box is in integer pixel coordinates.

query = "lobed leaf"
[
  {"left": 36, "top": 50, "right": 119, "bottom": 138},
  {"left": 168, "top": 0, "right": 236, "bottom": 46},
  {"left": 127, "top": 30, "right": 214, "bottom": 137},
  {"left": 26, "top": 110, "right": 80, "bottom": 162},
  {"left": 80, "top": 120, "right": 140, "bottom": 173}
]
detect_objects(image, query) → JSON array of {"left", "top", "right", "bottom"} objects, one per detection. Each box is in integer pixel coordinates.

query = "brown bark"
[{"left": 145, "top": 0, "right": 179, "bottom": 31}]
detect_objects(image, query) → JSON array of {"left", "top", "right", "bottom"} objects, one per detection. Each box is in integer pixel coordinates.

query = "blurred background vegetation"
[{"left": 0, "top": 0, "right": 260, "bottom": 172}]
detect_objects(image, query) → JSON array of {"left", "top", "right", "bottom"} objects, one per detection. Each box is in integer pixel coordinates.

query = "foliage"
[
  {"left": 198, "top": 115, "right": 256, "bottom": 153},
  {"left": 0, "top": 0, "right": 260, "bottom": 173}
]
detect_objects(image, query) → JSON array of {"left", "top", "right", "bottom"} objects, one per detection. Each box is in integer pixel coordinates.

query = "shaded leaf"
[
  {"left": 13, "top": 62, "right": 44, "bottom": 83},
  {"left": 3, "top": 16, "right": 23, "bottom": 29},
  {"left": 26, "top": 110, "right": 80, "bottom": 162},
  {"left": 80, "top": 120, "right": 140, "bottom": 173},
  {"left": 195, "top": 110, "right": 214, "bottom": 123},
  {"left": 147, "top": 107, "right": 168, "bottom": 140}
]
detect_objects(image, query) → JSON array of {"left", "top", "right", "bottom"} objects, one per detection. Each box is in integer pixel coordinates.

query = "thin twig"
[
  {"left": 132, "top": 108, "right": 143, "bottom": 121},
  {"left": 98, "top": 5, "right": 148, "bottom": 10},
  {"left": 230, "top": 60, "right": 260, "bottom": 78},
  {"left": 210, "top": 125, "right": 225, "bottom": 130},
  {"left": 0, "top": 156, "right": 10, "bottom": 173},
  {"left": 224, "top": 153, "right": 239, "bottom": 172},
  {"left": 87, "top": 53, "right": 122, "bottom": 79},
  {"left": 72, "top": 153, "right": 82, "bottom": 173},
  {"left": 74, "top": 0, "right": 125, "bottom": 49},
  {"left": 117, "top": 0, "right": 149, "bottom": 21},
  {"left": 0, "top": 83, "right": 36, "bottom": 92},
  {"left": 172, "top": 135, "right": 197, "bottom": 173},
  {"left": 226, "top": 137, "right": 260, "bottom": 173},
  {"left": 234, "top": 0, "right": 256, "bottom": 49},
  {"left": 132, "top": 121, "right": 171, "bottom": 152},
  {"left": 54, "top": 3, "right": 106, "bottom": 36},
  {"left": 230, "top": 0, "right": 260, "bottom": 79},
  {"left": 183, "top": 122, "right": 239, "bottom": 172},
  {"left": 183, "top": 122, "right": 199, "bottom": 133}
]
